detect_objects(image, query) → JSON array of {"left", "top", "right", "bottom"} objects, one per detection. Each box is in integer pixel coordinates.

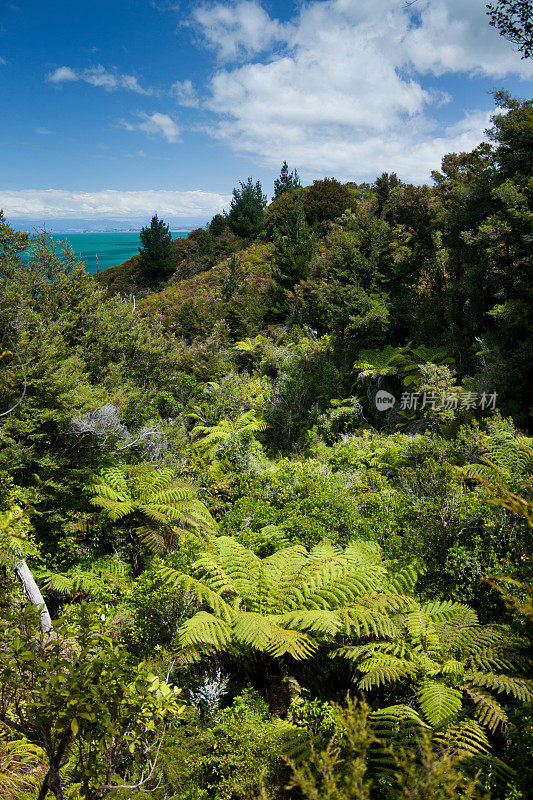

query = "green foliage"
[
  {"left": 302, "top": 178, "right": 355, "bottom": 226},
  {"left": 273, "top": 161, "right": 300, "bottom": 199},
  {"left": 0, "top": 604, "right": 184, "bottom": 799},
  {"left": 459, "top": 425, "right": 533, "bottom": 526},
  {"left": 86, "top": 465, "right": 216, "bottom": 560},
  {"left": 339, "top": 599, "right": 532, "bottom": 747},
  {"left": 2, "top": 90, "right": 533, "bottom": 800},
  {"left": 277, "top": 698, "right": 488, "bottom": 800},
  {"left": 271, "top": 193, "right": 316, "bottom": 315},
  {"left": 226, "top": 177, "right": 267, "bottom": 239},
  {"left": 160, "top": 537, "right": 413, "bottom": 663},
  {"left": 0, "top": 481, "right": 38, "bottom": 570},
  {"left": 0, "top": 728, "right": 43, "bottom": 800},
  {"left": 161, "top": 687, "right": 290, "bottom": 800},
  {"left": 138, "top": 213, "right": 174, "bottom": 281}
]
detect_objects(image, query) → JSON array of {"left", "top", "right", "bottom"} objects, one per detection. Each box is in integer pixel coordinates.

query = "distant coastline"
[
  {"left": 49, "top": 229, "right": 191, "bottom": 235},
  {"left": 23, "top": 230, "right": 189, "bottom": 274},
  {"left": 9, "top": 217, "right": 209, "bottom": 234}
]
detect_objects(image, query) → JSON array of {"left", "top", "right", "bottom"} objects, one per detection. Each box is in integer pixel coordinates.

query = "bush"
[
  {"left": 303, "top": 178, "right": 355, "bottom": 227},
  {"left": 161, "top": 688, "right": 291, "bottom": 800}
]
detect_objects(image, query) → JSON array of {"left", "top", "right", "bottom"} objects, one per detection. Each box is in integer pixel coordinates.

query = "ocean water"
[{"left": 30, "top": 231, "right": 188, "bottom": 274}]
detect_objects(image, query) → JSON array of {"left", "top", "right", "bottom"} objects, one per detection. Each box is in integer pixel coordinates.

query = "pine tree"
[
  {"left": 226, "top": 178, "right": 267, "bottom": 239},
  {"left": 138, "top": 214, "right": 174, "bottom": 281},
  {"left": 272, "top": 194, "right": 315, "bottom": 295},
  {"left": 273, "top": 161, "right": 300, "bottom": 199}
]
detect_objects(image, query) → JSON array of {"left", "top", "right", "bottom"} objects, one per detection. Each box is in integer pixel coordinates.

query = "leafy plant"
[
  {"left": 338, "top": 599, "right": 532, "bottom": 751},
  {"left": 192, "top": 410, "right": 267, "bottom": 458},
  {"left": 160, "top": 538, "right": 413, "bottom": 663},
  {"left": 86, "top": 465, "right": 216, "bottom": 556},
  {"left": 0, "top": 604, "right": 185, "bottom": 800}
]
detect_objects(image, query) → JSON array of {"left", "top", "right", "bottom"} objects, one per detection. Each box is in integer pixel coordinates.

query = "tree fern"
[
  {"left": 192, "top": 410, "right": 268, "bottom": 458},
  {"left": 39, "top": 555, "right": 130, "bottom": 599},
  {"left": 0, "top": 505, "right": 37, "bottom": 569},
  {"left": 417, "top": 682, "right": 463, "bottom": 728},
  {"left": 459, "top": 433, "right": 533, "bottom": 526},
  {"left": 338, "top": 598, "right": 532, "bottom": 750},
  {"left": 0, "top": 730, "right": 44, "bottom": 800},
  {"left": 160, "top": 537, "right": 412, "bottom": 662},
  {"left": 86, "top": 465, "right": 216, "bottom": 553}
]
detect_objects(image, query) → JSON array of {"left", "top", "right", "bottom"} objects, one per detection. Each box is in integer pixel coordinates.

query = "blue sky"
[{"left": 0, "top": 0, "right": 532, "bottom": 228}]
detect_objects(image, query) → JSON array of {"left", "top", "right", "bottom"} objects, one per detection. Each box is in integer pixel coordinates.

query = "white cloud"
[
  {"left": 190, "top": 0, "right": 284, "bottom": 60},
  {"left": 404, "top": 0, "right": 533, "bottom": 78},
  {"left": 170, "top": 79, "right": 200, "bottom": 107},
  {"left": 47, "top": 66, "right": 78, "bottom": 83},
  {"left": 0, "top": 57, "right": 7, "bottom": 65},
  {"left": 189, "top": 0, "right": 533, "bottom": 182},
  {"left": 0, "top": 189, "right": 231, "bottom": 220},
  {"left": 35, "top": 127, "right": 52, "bottom": 135},
  {"left": 46, "top": 64, "right": 152, "bottom": 94},
  {"left": 118, "top": 112, "right": 181, "bottom": 143}
]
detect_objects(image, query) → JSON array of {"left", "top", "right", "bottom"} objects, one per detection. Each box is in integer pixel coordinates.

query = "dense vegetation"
[{"left": 0, "top": 93, "right": 532, "bottom": 799}]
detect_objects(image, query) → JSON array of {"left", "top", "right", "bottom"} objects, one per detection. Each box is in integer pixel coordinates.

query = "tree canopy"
[
  {"left": 226, "top": 177, "right": 267, "bottom": 239},
  {"left": 138, "top": 213, "right": 174, "bottom": 281}
]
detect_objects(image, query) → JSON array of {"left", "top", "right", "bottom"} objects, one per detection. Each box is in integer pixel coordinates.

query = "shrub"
[{"left": 161, "top": 688, "right": 290, "bottom": 800}]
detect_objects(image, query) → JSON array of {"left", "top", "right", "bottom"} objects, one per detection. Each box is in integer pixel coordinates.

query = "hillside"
[{"left": 0, "top": 95, "right": 532, "bottom": 800}]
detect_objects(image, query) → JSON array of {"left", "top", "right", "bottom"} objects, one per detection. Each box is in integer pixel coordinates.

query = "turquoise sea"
[{"left": 32, "top": 231, "right": 188, "bottom": 274}]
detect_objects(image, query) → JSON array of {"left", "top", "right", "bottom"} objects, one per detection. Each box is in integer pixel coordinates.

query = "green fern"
[
  {"left": 338, "top": 598, "right": 532, "bottom": 753},
  {"left": 39, "top": 555, "right": 130, "bottom": 599},
  {"left": 160, "top": 538, "right": 412, "bottom": 661},
  {"left": 460, "top": 433, "right": 533, "bottom": 526},
  {"left": 0, "top": 505, "right": 38, "bottom": 570},
  {"left": 86, "top": 465, "right": 216, "bottom": 553},
  {"left": 192, "top": 410, "right": 268, "bottom": 457}
]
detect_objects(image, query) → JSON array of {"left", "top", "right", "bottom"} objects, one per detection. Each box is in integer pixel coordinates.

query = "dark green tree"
[
  {"left": 273, "top": 161, "right": 300, "bottom": 199},
  {"left": 226, "top": 178, "right": 267, "bottom": 239},
  {"left": 303, "top": 178, "right": 355, "bottom": 227},
  {"left": 270, "top": 194, "right": 316, "bottom": 316},
  {"left": 138, "top": 214, "right": 174, "bottom": 281}
]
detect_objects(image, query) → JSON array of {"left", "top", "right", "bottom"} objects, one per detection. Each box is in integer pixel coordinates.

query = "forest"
[{"left": 0, "top": 91, "right": 532, "bottom": 800}]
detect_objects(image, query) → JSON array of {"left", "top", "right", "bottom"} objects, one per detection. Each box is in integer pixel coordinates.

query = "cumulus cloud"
[
  {"left": 189, "top": 0, "right": 532, "bottom": 182},
  {"left": 170, "top": 79, "right": 200, "bottom": 107},
  {"left": 118, "top": 111, "right": 181, "bottom": 143},
  {"left": 47, "top": 66, "right": 78, "bottom": 83},
  {"left": 190, "top": 0, "right": 284, "bottom": 60},
  {"left": 46, "top": 64, "right": 152, "bottom": 94},
  {"left": 0, "top": 189, "right": 231, "bottom": 220}
]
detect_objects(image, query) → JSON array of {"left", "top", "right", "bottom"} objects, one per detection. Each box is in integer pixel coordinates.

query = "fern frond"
[
  {"left": 464, "top": 686, "right": 508, "bottom": 732},
  {"left": 275, "top": 609, "right": 343, "bottom": 636},
  {"left": 264, "top": 625, "right": 317, "bottom": 659},
  {"left": 369, "top": 704, "right": 429, "bottom": 736},
  {"left": 358, "top": 657, "right": 414, "bottom": 690},
  {"left": 159, "top": 566, "right": 234, "bottom": 621},
  {"left": 178, "top": 611, "right": 232, "bottom": 649},
  {"left": 385, "top": 562, "right": 420, "bottom": 595},
  {"left": 417, "top": 681, "right": 463, "bottom": 728},
  {"left": 466, "top": 672, "right": 533, "bottom": 702},
  {"left": 434, "top": 718, "right": 490, "bottom": 755}
]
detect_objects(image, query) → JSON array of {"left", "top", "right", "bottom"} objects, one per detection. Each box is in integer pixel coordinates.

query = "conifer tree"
[
  {"left": 138, "top": 214, "right": 174, "bottom": 281},
  {"left": 226, "top": 178, "right": 267, "bottom": 239},
  {"left": 273, "top": 161, "right": 300, "bottom": 198},
  {"left": 272, "top": 193, "right": 315, "bottom": 306}
]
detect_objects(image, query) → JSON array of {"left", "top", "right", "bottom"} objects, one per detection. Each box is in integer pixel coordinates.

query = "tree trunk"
[{"left": 15, "top": 555, "right": 53, "bottom": 634}]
